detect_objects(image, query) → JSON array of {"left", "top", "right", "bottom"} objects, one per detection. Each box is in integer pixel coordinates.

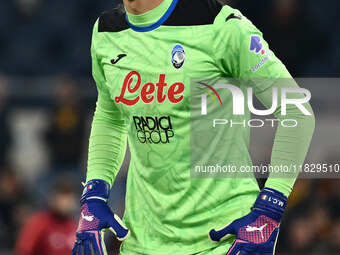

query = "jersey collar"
[{"left": 125, "top": 0, "right": 178, "bottom": 32}]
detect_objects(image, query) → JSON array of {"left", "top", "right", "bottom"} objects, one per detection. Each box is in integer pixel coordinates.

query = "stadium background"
[{"left": 0, "top": 0, "right": 339, "bottom": 254}]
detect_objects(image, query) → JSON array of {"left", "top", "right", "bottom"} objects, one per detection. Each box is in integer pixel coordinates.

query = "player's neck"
[{"left": 123, "top": 0, "right": 165, "bottom": 15}]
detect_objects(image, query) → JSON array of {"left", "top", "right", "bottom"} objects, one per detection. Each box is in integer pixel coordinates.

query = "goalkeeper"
[{"left": 72, "top": 0, "right": 315, "bottom": 254}]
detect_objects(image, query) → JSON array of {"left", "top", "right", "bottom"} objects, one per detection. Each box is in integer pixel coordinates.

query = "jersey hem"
[{"left": 120, "top": 240, "right": 231, "bottom": 255}]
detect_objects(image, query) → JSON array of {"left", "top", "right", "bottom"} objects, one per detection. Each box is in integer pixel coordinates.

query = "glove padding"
[
  {"left": 209, "top": 188, "right": 287, "bottom": 255},
  {"left": 72, "top": 180, "right": 130, "bottom": 255}
]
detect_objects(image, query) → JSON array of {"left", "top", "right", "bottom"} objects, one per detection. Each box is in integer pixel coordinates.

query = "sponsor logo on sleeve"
[
  {"left": 251, "top": 52, "right": 271, "bottom": 72},
  {"left": 250, "top": 35, "right": 266, "bottom": 55},
  {"left": 249, "top": 35, "right": 271, "bottom": 72}
]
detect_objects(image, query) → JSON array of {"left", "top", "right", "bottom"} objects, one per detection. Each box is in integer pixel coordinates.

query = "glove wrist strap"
[
  {"left": 80, "top": 179, "right": 110, "bottom": 205},
  {"left": 253, "top": 187, "right": 287, "bottom": 221}
]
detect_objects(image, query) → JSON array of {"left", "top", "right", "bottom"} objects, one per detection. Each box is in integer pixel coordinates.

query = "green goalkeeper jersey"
[{"left": 86, "top": 0, "right": 314, "bottom": 254}]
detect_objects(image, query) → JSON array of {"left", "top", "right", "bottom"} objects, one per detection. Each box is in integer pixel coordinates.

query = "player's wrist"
[
  {"left": 80, "top": 179, "right": 110, "bottom": 205},
  {"left": 253, "top": 187, "right": 287, "bottom": 222}
]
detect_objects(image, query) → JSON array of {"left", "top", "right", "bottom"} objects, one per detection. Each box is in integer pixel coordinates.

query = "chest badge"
[{"left": 171, "top": 44, "right": 185, "bottom": 69}]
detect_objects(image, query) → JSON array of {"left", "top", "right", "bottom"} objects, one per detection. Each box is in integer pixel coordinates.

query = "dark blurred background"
[{"left": 0, "top": 0, "right": 339, "bottom": 254}]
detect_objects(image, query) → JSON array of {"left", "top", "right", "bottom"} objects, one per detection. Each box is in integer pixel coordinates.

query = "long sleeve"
[
  {"left": 86, "top": 20, "right": 127, "bottom": 187},
  {"left": 213, "top": 6, "right": 315, "bottom": 196},
  {"left": 255, "top": 80, "right": 315, "bottom": 196}
]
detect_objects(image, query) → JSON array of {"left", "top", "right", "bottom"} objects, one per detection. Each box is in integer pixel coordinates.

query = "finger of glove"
[
  {"left": 91, "top": 239, "right": 108, "bottom": 255},
  {"left": 71, "top": 243, "right": 78, "bottom": 255},
  {"left": 248, "top": 253, "right": 273, "bottom": 255},
  {"left": 225, "top": 240, "right": 248, "bottom": 255},
  {"left": 239, "top": 249, "right": 263, "bottom": 255},
  {"left": 210, "top": 222, "right": 235, "bottom": 242},
  {"left": 108, "top": 214, "right": 130, "bottom": 241},
  {"left": 239, "top": 251, "right": 251, "bottom": 255},
  {"left": 83, "top": 239, "right": 93, "bottom": 255},
  {"left": 71, "top": 243, "right": 82, "bottom": 255},
  {"left": 241, "top": 252, "right": 268, "bottom": 255},
  {"left": 85, "top": 231, "right": 105, "bottom": 255},
  {"left": 88, "top": 240, "right": 103, "bottom": 255}
]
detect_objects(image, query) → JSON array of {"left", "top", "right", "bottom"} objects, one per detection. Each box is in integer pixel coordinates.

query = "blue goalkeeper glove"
[
  {"left": 71, "top": 179, "right": 130, "bottom": 255},
  {"left": 209, "top": 187, "right": 287, "bottom": 255}
]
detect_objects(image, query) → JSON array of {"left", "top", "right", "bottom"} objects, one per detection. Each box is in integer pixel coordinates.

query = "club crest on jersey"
[{"left": 171, "top": 44, "right": 185, "bottom": 69}]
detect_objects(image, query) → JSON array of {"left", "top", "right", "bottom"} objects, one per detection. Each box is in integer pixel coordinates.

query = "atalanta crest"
[{"left": 171, "top": 44, "right": 185, "bottom": 69}]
